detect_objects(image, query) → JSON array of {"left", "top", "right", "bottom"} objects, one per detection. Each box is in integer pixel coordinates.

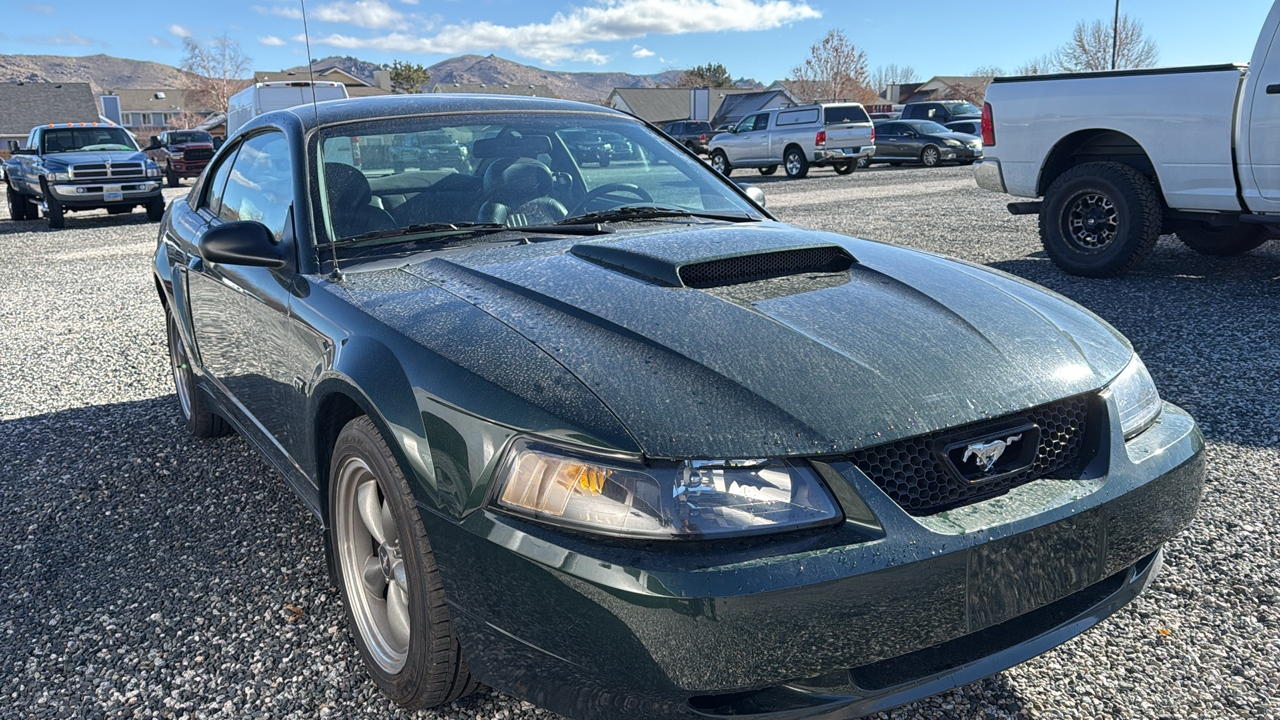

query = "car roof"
[{"left": 271, "top": 94, "right": 628, "bottom": 133}]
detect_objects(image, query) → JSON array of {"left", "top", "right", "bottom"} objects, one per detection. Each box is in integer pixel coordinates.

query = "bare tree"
[
  {"left": 869, "top": 63, "right": 918, "bottom": 94},
  {"left": 1014, "top": 54, "right": 1058, "bottom": 76},
  {"left": 941, "top": 80, "right": 992, "bottom": 105},
  {"left": 167, "top": 110, "right": 211, "bottom": 131},
  {"left": 1057, "top": 14, "right": 1158, "bottom": 72},
  {"left": 181, "top": 34, "right": 252, "bottom": 113},
  {"left": 970, "top": 65, "right": 1005, "bottom": 77},
  {"left": 789, "top": 30, "right": 876, "bottom": 104}
]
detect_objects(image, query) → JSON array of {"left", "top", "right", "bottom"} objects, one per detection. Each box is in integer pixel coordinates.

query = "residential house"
[
  {"left": 431, "top": 83, "right": 557, "bottom": 98},
  {"left": 255, "top": 66, "right": 392, "bottom": 97},
  {"left": 99, "top": 89, "right": 216, "bottom": 135},
  {"left": 606, "top": 87, "right": 756, "bottom": 124},
  {"left": 710, "top": 88, "right": 800, "bottom": 128},
  {"left": 895, "top": 76, "right": 994, "bottom": 105},
  {"left": 0, "top": 82, "right": 102, "bottom": 148}
]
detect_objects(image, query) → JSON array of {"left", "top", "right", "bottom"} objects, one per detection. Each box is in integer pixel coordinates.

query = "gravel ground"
[{"left": 2, "top": 167, "right": 1277, "bottom": 719}]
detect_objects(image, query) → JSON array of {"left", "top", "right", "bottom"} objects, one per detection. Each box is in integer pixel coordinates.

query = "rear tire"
[
  {"left": 1175, "top": 223, "right": 1270, "bottom": 256},
  {"left": 784, "top": 147, "right": 809, "bottom": 178},
  {"left": 7, "top": 186, "right": 29, "bottom": 221},
  {"left": 166, "top": 308, "right": 231, "bottom": 438},
  {"left": 759, "top": 166, "right": 776, "bottom": 176},
  {"left": 328, "top": 416, "right": 479, "bottom": 710},
  {"left": 146, "top": 196, "right": 165, "bottom": 222},
  {"left": 857, "top": 157, "right": 871, "bottom": 168},
  {"left": 834, "top": 161, "right": 856, "bottom": 175},
  {"left": 710, "top": 150, "right": 733, "bottom": 177},
  {"left": 1039, "top": 161, "right": 1161, "bottom": 277}
]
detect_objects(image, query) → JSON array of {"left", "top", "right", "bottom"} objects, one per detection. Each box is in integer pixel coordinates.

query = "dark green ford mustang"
[{"left": 152, "top": 95, "right": 1204, "bottom": 719}]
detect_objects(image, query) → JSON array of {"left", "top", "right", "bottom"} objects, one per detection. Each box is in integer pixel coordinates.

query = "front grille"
[
  {"left": 849, "top": 395, "right": 1093, "bottom": 516},
  {"left": 184, "top": 148, "right": 213, "bottom": 162},
  {"left": 679, "top": 246, "right": 853, "bottom": 288},
  {"left": 70, "top": 162, "right": 145, "bottom": 180}
]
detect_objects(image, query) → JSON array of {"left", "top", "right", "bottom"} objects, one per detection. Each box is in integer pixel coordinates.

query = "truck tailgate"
[{"left": 824, "top": 124, "right": 874, "bottom": 149}]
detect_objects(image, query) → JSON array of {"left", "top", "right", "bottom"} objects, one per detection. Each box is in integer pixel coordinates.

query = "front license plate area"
[
  {"left": 967, "top": 512, "right": 1101, "bottom": 631},
  {"left": 104, "top": 186, "right": 123, "bottom": 202}
]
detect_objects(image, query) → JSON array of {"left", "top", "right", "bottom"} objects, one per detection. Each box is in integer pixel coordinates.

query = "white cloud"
[
  {"left": 259, "top": 35, "right": 287, "bottom": 46},
  {"left": 399, "top": 0, "right": 419, "bottom": 4},
  {"left": 313, "top": 1, "right": 404, "bottom": 29},
  {"left": 169, "top": 24, "right": 192, "bottom": 38},
  {"left": 631, "top": 44, "right": 654, "bottom": 58},
  {"left": 25, "top": 4, "right": 56, "bottom": 14},
  {"left": 253, "top": 4, "right": 302, "bottom": 19},
  {"left": 303, "top": 0, "right": 820, "bottom": 65},
  {"left": 148, "top": 35, "right": 173, "bottom": 48}
]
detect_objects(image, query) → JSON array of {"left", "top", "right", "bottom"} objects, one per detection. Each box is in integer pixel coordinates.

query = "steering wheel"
[{"left": 569, "top": 183, "right": 653, "bottom": 216}]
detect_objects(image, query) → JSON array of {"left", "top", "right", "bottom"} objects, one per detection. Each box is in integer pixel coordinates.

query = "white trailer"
[{"left": 225, "top": 81, "right": 349, "bottom": 136}]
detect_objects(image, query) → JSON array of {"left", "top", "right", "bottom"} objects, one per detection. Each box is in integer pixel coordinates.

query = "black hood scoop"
[{"left": 570, "top": 226, "right": 855, "bottom": 288}]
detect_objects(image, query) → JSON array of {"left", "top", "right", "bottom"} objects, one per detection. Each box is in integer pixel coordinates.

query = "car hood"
[
  {"left": 42, "top": 150, "right": 149, "bottom": 165},
  {"left": 344, "top": 223, "right": 1133, "bottom": 459}
]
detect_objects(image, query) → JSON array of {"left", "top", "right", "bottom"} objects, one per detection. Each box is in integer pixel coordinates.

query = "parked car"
[
  {"left": 708, "top": 103, "right": 875, "bottom": 178},
  {"left": 154, "top": 93, "right": 1203, "bottom": 720},
  {"left": 226, "top": 80, "right": 348, "bottom": 137},
  {"left": 945, "top": 119, "right": 982, "bottom": 136},
  {"left": 599, "top": 130, "right": 638, "bottom": 160},
  {"left": 561, "top": 129, "right": 613, "bottom": 166},
  {"left": 5, "top": 122, "right": 164, "bottom": 228},
  {"left": 869, "top": 111, "right": 901, "bottom": 121},
  {"left": 660, "top": 120, "right": 714, "bottom": 154},
  {"left": 863, "top": 119, "right": 982, "bottom": 167},
  {"left": 976, "top": 1, "right": 1280, "bottom": 276},
  {"left": 389, "top": 130, "right": 470, "bottom": 173},
  {"left": 144, "top": 129, "right": 217, "bottom": 187},
  {"left": 900, "top": 100, "right": 982, "bottom": 124}
]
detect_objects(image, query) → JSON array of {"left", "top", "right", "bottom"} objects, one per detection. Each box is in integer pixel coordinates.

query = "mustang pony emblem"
[{"left": 963, "top": 434, "right": 1024, "bottom": 472}]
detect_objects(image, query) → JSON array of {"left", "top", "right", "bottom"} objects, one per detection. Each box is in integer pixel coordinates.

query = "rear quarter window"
[
  {"left": 823, "top": 106, "right": 870, "bottom": 125},
  {"left": 777, "top": 109, "right": 820, "bottom": 126}
]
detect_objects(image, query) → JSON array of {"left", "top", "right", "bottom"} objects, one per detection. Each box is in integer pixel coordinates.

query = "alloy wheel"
[
  {"left": 923, "top": 147, "right": 939, "bottom": 167},
  {"left": 786, "top": 152, "right": 802, "bottom": 176},
  {"left": 334, "top": 456, "right": 411, "bottom": 673},
  {"left": 167, "top": 313, "right": 193, "bottom": 420},
  {"left": 1064, "top": 192, "right": 1120, "bottom": 250},
  {"left": 711, "top": 153, "right": 727, "bottom": 173}
]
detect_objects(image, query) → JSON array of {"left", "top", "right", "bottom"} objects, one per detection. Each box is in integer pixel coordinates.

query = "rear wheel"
[
  {"left": 921, "top": 145, "right": 941, "bottom": 167},
  {"left": 784, "top": 147, "right": 809, "bottom": 178},
  {"left": 329, "top": 416, "right": 479, "bottom": 709},
  {"left": 166, "top": 308, "right": 231, "bottom": 438},
  {"left": 1039, "top": 161, "right": 1161, "bottom": 277},
  {"left": 759, "top": 165, "right": 776, "bottom": 176},
  {"left": 7, "top": 186, "right": 29, "bottom": 221},
  {"left": 834, "top": 161, "right": 856, "bottom": 175},
  {"left": 710, "top": 150, "right": 732, "bottom": 177},
  {"left": 1175, "top": 223, "right": 1271, "bottom": 256}
]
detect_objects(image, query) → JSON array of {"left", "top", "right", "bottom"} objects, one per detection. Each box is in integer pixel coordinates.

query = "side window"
[
  {"left": 734, "top": 116, "right": 755, "bottom": 133},
  {"left": 201, "top": 145, "right": 240, "bottom": 217},
  {"left": 750, "top": 113, "right": 770, "bottom": 131},
  {"left": 669, "top": 123, "right": 683, "bottom": 134},
  {"left": 217, "top": 132, "right": 292, "bottom": 240}
]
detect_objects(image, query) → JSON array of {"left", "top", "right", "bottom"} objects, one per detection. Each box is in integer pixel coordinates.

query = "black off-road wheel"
[
  {"left": 834, "top": 161, "right": 856, "bottom": 175},
  {"left": 1175, "top": 222, "right": 1271, "bottom": 256},
  {"left": 759, "top": 165, "right": 777, "bottom": 176},
  {"left": 7, "top": 186, "right": 30, "bottom": 221},
  {"left": 921, "top": 145, "right": 941, "bottom": 167},
  {"left": 710, "top": 150, "right": 733, "bottom": 177},
  {"left": 45, "top": 194, "right": 65, "bottom": 229},
  {"left": 166, "top": 163, "right": 180, "bottom": 188},
  {"left": 1039, "top": 161, "right": 1161, "bottom": 278},
  {"left": 146, "top": 196, "right": 165, "bottom": 222},
  {"left": 784, "top": 147, "right": 809, "bottom": 178},
  {"left": 328, "top": 416, "right": 479, "bottom": 710},
  {"left": 165, "top": 309, "right": 231, "bottom": 438}
]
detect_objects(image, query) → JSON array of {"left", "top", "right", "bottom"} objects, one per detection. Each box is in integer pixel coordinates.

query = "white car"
[
  {"left": 975, "top": 0, "right": 1280, "bottom": 276},
  {"left": 708, "top": 103, "right": 876, "bottom": 179}
]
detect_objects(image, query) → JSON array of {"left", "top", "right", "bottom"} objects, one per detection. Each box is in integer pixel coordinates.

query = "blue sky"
[{"left": 3, "top": 0, "right": 1274, "bottom": 82}]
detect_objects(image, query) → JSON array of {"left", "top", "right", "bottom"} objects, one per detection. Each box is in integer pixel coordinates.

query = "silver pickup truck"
[{"left": 708, "top": 103, "right": 875, "bottom": 179}]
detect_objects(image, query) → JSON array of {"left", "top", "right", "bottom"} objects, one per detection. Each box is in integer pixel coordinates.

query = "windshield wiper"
[
  {"left": 557, "top": 206, "right": 757, "bottom": 226},
  {"left": 327, "top": 222, "right": 509, "bottom": 247}
]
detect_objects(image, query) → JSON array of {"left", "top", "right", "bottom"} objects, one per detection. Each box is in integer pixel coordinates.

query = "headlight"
[
  {"left": 170, "top": 151, "right": 184, "bottom": 160},
  {"left": 492, "top": 437, "right": 842, "bottom": 539},
  {"left": 145, "top": 162, "right": 161, "bottom": 177},
  {"left": 49, "top": 171, "right": 70, "bottom": 182},
  {"left": 944, "top": 138, "right": 963, "bottom": 147},
  {"left": 1107, "top": 354, "right": 1162, "bottom": 439}
]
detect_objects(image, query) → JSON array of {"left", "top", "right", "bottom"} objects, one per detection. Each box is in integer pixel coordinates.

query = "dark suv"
[
  {"left": 900, "top": 101, "right": 981, "bottom": 125},
  {"left": 661, "top": 120, "right": 713, "bottom": 154},
  {"left": 145, "top": 130, "right": 217, "bottom": 187}
]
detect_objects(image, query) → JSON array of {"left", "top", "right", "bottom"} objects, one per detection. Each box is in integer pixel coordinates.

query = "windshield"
[
  {"left": 940, "top": 101, "right": 980, "bottom": 115},
  {"left": 315, "top": 112, "right": 761, "bottom": 247},
  {"left": 170, "top": 131, "right": 213, "bottom": 144},
  {"left": 41, "top": 127, "right": 137, "bottom": 153},
  {"left": 913, "top": 121, "right": 950, "bottom": 134}
]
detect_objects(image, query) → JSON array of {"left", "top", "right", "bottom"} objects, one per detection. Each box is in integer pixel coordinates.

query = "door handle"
[{"left": 1268, "top": 84, "right": 1280, "bottom": 94}]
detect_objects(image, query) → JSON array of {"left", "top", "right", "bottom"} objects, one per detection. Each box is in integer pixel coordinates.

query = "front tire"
[
  {"left": 1039, "top": 161, "right": 1161, "bottom": 277},
  {"left": 710, "top": 150, "right": 732, "bottom": 177},
  {"left": 1175, "top": 223, "right": 1271, "bottom": 256},
  {"left": 784, "top": 147, "right": 809, "bottom": 178},
  {"left": 166, "top": 163, "right": 180, "bottom": 188},
  {"left": 857, "top": 157, "right": 870, "bottom": 168},
  {"left": 45, "top": 194, "right": 65, "bottom": 229},
  {"left": 146, "top": 196, "right": 165, "bottom": 222},
  {"left": 921, "top": 145, "right": 941, "bottom": 167},
  {"left": 329, "top": 416, "right": 478, "bottom": 710},
  {"left": 834, "top": 161, "right": 856, "bottom": 175},
  {"left": 165, "top": 309, "right": 231, "bottom": 438}
]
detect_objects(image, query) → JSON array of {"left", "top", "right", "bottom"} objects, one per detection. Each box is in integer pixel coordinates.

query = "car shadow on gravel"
[
  {"left": 0, "top": 211, "right": 161, "bottom": 235},
  {"left": 990, "top": 240, "right": 1280, "bottom": 450}
]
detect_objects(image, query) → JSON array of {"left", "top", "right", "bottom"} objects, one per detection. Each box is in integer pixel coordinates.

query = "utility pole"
[{"left": 1111, "top": 0, "right": 1120, "bottom": 70}]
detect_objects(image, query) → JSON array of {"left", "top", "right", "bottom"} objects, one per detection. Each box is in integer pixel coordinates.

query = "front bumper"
[
  {"left": 423, "top": 399, "right": 1204, "bottom": 720},
  {"left": 170, "top": 160, "right": 209, "bottom": 177},
  {"left": 814, "top": 146, "right": 875, "bottom": 164},
  {"left": 50, "top": 181, "right": 161, "bottom": 208}
]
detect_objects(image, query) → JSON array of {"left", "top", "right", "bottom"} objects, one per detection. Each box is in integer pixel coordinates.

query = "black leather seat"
[
  {"left": 324, "top": 163, "right": 397, "bottom": 239},
  {"left": 477, "top": 158, "right": 568, "bottom": 227}
]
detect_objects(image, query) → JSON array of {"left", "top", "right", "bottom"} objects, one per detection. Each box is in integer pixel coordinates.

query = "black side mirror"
[
  {"left": 735, "top": 182, "right": 766, "bottom": 208},
  {"left": 6, "top": 140, "right": 17, "bottom": 152},
  {"left": 198, "top": 221, "right": 286, "bottom": 268}
]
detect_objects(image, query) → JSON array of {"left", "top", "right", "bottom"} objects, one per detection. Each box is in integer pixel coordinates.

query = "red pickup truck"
[{"left": 144, "top": 130, "right": 217, "bottom": 187}]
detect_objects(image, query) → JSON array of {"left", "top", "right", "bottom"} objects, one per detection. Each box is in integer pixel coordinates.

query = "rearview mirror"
[
  {"left": 198, "top": 221, "right": 286, "bottom": 268},
  {"left": 736, "top": 182, "right": 766, "bottom": 208}
]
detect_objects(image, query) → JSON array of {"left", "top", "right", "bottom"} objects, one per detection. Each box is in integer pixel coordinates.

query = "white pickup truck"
[
  {"left": 708, "top": 103, "right": 875, "bottom": 179},
  {"left": 975, "top": 1, "right": 1280, "bottom": 276}
]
